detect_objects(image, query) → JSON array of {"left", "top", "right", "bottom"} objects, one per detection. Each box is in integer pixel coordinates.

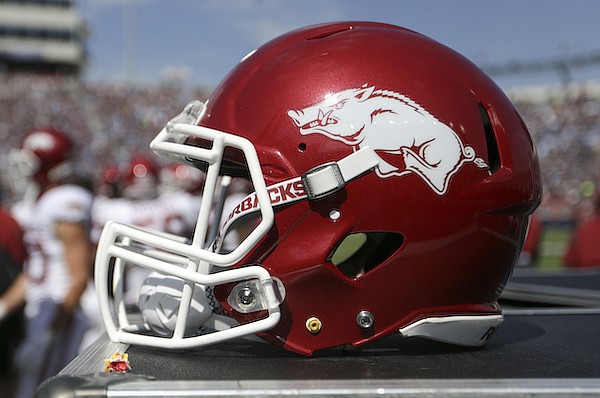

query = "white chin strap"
[{"left": 301, "top": 147, "right": 381, "bottom": 200}]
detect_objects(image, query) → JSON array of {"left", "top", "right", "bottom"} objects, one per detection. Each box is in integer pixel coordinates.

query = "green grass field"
[{"left": 534, "top": 225, "right": 573, "bottom": 270}]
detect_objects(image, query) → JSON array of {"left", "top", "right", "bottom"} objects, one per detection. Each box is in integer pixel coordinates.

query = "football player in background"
[
  {"left": 6, "top": 127, "right": 93, "bottom": 398},
  {"left": 77, "top": 163, "right": 124, "bottom": 352},
  {"left": 91, "top": 153, "right": 200, "bottom": 308},
  {"left": 159, "top": 162, "right": 205, "bottom": 238},
  {"left": 0, "top": 201, "right": 26, "bottom": 397}
]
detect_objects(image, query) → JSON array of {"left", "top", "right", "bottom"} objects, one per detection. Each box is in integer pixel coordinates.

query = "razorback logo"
[{"left": 287, "top": 86, "right": 487, "bottom": 195}]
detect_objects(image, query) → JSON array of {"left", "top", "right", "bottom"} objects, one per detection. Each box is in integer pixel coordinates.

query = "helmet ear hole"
[
  {"left": 479, "top": 103, "right": 501, "bottom": 174},
  {"left": 329, "top": 232, "right": 404, "bottom": 278}
]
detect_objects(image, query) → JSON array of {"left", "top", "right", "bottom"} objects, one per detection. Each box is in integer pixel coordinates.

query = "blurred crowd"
[
  {"left": 1, "top": 73, "right": 599, "bottom": 220},
  {"left": 0, "top": 73, "right": 209, "bottom": 205},
  {"left": 514, "top": 85, "right": 600, "bottom": 223}
]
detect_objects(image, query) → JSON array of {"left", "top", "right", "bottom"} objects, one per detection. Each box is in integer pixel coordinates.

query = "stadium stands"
[
  {"left": 0, "top": 73, "right": 599, "bottom": 225},
  {"left": 0, "top": 0, "right": 86, "bottom": 75}
]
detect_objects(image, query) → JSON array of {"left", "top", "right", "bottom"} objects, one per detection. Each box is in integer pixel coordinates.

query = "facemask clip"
[{"left": 227, "top": 277, "right": 286, "bottom": 314}]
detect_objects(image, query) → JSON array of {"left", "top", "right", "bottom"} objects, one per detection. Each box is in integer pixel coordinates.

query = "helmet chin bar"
[
  {"left": 94, "top": 101, "right": 380, "bottom": 350},
  {"left": 95, "top": 223, "right": 283, "bottom": 348}
]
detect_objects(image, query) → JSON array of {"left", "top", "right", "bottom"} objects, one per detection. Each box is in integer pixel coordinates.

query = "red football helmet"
[
  {"left": 95, "top": 22, "right": 542, "bottom": 355},
  {"left": 159, "top": 162, "right": 206, "bottom": 195},
  {"left": 7, "top": 127, "right": 74, "bottom": 199},
  {"left": 95, "top": 164, "right": 123, "bottom": 198},
  {"left": 122, "top": 154, "right": 160, "bottom": 200}
]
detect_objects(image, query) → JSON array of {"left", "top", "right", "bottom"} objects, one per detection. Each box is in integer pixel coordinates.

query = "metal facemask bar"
[
  {"left": 94, "top": 101, "right": 380, "bottom": 349},
  {"left": 95, "top": 101, "right": 279, "bottom": 349},
  {"left": 95, "top": 224, "right": 283, "bottom": 348},
  {"left": 149, "top": 100, "right": 276, "bottom": 262}
]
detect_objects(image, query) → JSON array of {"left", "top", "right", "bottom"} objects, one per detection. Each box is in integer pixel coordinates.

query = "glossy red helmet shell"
[
  {"left": 21, "top": 127, "right": 73, "bottom": 186},
  {"left": 199, "top": 22, "right": 542, "bottom": 355}
]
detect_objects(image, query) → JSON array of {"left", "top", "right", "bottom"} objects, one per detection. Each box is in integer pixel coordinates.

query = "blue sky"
[{"left": 75, "top": 0, "right": 600, "bottom": 90}]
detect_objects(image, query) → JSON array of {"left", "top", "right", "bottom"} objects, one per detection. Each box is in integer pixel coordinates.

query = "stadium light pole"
[{"left": 123, "top": 0, "right": 137, "bottom": 84}]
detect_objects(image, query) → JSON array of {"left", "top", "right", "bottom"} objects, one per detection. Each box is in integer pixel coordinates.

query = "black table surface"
[
  {"left": 38, "top": 267, "right": 600, "bottom": 397},
  {"left": 509, "top": 267, "right": 600, "bottom": 291},
  {"left": 123, "top": 312, "right": 599, "bottom": 381}
]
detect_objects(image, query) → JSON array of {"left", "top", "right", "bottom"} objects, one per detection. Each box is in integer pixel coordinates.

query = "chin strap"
[
  {"left": 301, "top": 146, "right": 380, "bottom": 200},
  {"left": 213, "top": 146, "right": 380, "bottom": 255}
]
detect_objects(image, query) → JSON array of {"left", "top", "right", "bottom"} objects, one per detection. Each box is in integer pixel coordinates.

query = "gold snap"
[{"left": 305, "top": 316, "right": 322, "bottom": 334}]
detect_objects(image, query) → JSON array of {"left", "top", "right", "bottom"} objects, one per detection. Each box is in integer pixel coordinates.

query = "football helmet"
[
  {"left": 6, "top": 127, "right": 74, "bottom": 200},
  {"left": 96, "top": 163, "right": 123, "bottom": 198},
  {"left": 122, "top": 154, "right": 160, "bottom": 200},
  {"left": 159, "top": 162, "right": 206, "bottom": 195},
  {"left": 95, "top": 21, "right": 542, "bottom": 355}
]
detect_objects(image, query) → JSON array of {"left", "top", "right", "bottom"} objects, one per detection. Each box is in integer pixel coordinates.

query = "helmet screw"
[
  {"left": 356, "top": 310, "right": 374, "bottom": 329},
  {"left": 329, "top": 209, "right": 341, "bottom": 221},
  {"left": 237, "top": 287, "right": 255, "bottom": 307},
  {"left": 305, "top": 316, "right": 322, "bottom": 334}
]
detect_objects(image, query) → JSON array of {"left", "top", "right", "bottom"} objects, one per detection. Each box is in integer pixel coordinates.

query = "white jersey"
[
  {"left": 92, "top": 192, "right": 200, "bottom": 243},
  {"left": 11, "top": 198, "right": 34, "bottom": 228},
  {"left": 157, "top": 190, "right": 202, "bottom": 238},
  {"left": 23, "top": 184, "right": 93, "bottom": 318},
  {"left": 91, "top": 196, "right": 132, "bottom": 244},
  {"left": 91, "top": 192, "right": 201, "bottom": 306}
]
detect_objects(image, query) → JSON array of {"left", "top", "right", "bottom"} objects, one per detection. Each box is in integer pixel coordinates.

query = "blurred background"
[{"left": 1, "top": 0, "right": 600, "bottom": 269}]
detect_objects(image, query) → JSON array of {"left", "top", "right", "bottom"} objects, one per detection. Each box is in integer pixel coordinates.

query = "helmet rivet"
[
  {"left": 356, "top": 310, "right": 374, "bottom": 329},
  {"left": 237, "top": 287, "right": 255, "bottom": 306},
  {"left": 329, "top": 209, "right": 341, "bottom": 221},
  {"left": 306, "top": 316, "right": 322, "bottom": 334}
]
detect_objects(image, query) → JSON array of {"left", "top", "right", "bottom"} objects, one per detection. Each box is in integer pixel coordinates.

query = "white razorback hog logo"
[{"left": 287, "top": 86, "right": 488, "bottom": 195}]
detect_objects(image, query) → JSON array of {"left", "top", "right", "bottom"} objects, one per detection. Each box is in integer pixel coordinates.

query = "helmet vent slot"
[
  {"left": 479, "top": 103, "right": 501, "bottom": 174},
  {"left": 307, "top": 26, "right": 353, "bottom": 40},
  {"left": 329, "top": 232, "right": 404, "bottom": 278}
]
